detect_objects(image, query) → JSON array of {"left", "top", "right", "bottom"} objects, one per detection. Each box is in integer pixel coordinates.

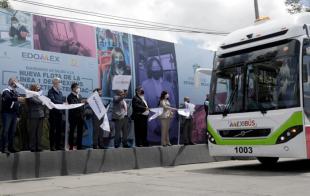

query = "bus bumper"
[{"left": 208, "top": 133, "right": 307, "bottom": 158}]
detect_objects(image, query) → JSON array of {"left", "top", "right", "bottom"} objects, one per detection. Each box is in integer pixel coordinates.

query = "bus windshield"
[{"left": 210, "top": 40, "right": 300, "bottom": 115}]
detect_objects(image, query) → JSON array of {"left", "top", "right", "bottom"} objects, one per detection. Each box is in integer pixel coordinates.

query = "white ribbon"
[
  {"left": 16, "top": 82, "right": 43, "bottom": 98},
  {"left": 37, "top": 95, "right": 84, "bottom": 110},
  {"left": 87, "top": 91, "right": 106, "bottom": 120},
  {"left": 148, "top": 108, "right": 163, "bottom": 121},
  {"left": 16, "top": 82, "right": 84, "bottom": 110},
  {"left": 177, "top": 109, "right": 190, "bottom": 118},
  {"left": 100, "top": 113, "right": 110, "bottom": 132}
]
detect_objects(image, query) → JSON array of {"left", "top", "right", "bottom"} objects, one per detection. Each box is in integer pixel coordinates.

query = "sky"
[{"left": 10, "top": 0, "right": 294, "bottom": 51}]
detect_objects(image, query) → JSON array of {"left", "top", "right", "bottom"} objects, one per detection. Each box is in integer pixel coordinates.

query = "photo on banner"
[
  {"left": 0, "top": 8, "right": 33, "bottom": 48},
  {"left": 133, "top": 35, "right": 179, "bottom": 144},
  {"left": 175, "top": 44, "right": 214, "bottom": 143},
  {"left": 0, "top": 9, "right": 99, "bottom": 151},
  {"left": 96, "top": 28, "right": 132, "bottom": 98},
  {"left": 33, "top": 15, "right": 96, "bottom": 57}
]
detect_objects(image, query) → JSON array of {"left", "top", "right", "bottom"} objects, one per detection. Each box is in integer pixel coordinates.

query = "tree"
[
  {"left": 0, "top": 0, "right": 11, "bottom": 9},
  {"left": 285, "top": 0, "right": 303, "bottom": 14}
]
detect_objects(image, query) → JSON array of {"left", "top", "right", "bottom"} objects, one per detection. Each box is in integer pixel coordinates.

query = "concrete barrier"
[
  {"left": 101, "top": 148, "right": 136, "bottom": 172},
  {"left": 0, "top": 144, "right": 230, "bottom": 181},
  {"left": 135, "top": 146, "right": 161, "bottom": 169}
]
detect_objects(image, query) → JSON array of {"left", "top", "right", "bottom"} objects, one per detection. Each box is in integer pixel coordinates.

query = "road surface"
[{"left": 1, "top": 159, "right": 310, "bottom": 196}]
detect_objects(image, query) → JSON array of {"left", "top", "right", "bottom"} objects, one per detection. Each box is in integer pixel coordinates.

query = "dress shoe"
[
  {"left": 2, "top": 149, "right": 10, "bottom": 154},
  {"left": 123, "top": 144, "right": 130, "bottom": 148},
  {"left": 9, "top": 148, "right": 18, "bottom": 153}
]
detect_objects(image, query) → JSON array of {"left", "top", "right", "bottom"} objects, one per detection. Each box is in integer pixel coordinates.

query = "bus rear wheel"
[{"left": 256, "top": 157, "right": 279, "bottom": 165}]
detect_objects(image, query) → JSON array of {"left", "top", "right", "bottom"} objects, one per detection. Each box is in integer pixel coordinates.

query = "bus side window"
[{"left": 303, "top": 39, "right": 310, "bottom": 119}]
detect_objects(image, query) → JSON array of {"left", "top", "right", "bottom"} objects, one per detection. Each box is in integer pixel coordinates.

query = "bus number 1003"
[{"left": 234, "top": 147, "right": 253, "bottom": 154}]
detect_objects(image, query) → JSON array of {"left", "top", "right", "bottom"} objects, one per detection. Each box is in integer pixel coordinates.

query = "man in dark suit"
[
  {"left": 1, "top": 78, "right": 25, "bottom": 153},
  {"left": 180, "top": 97, "right": 195, "bottom": 145},
  {"left": 67, "top": 82, "right": 84, "bottom": 150},
  {"left": 27, "top": 84, "right": 45, "bottom": 152},
  {"left": 132, "top": 86, "right": 149, "bottom": 147},
  {"left": 47, "top": 78, "right": 65, "bottom": 151},
  {"left": 91, "top": 88, "right": 104, "bottom": 149}
]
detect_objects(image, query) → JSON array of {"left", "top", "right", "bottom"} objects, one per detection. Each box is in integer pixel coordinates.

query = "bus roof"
[{"left": 217, "top": 13, "right": 310, "bottom": 55}]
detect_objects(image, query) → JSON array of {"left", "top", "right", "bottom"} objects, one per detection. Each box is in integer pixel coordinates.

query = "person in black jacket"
[
  {"left": 47, "top": 78, "right": 65, "bottom": 151},
  {"left": 67, "top": 82, "right": 84, "bottom": 150},
  {"left": 9, "top": 16, "right": 29, "bottom": 41},
  {"left": 1, "top": 78, "right": 25, "bottom": 153},
  {"left": 91, "top": 88, "right": 104, "bottom": 149},
  {"left": 132, "top": 86, "right": 149, "bottom": 147},
  {"left": 27, "top": 84, "right": 45, "bottom": 152}
]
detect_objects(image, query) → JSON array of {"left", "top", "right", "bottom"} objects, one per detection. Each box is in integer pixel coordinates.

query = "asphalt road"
[{"left": 1, "top": 159, "right": 310, "bottom": 196}]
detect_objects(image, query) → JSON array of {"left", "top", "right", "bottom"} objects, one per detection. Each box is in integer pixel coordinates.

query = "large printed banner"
[
  {"left": 0, "top": 9, "right": 98, "bottom": 97},
  {"left": 175, "top": 44, "right": 214, "bottom": 105},
  {"left": 0, "top": 8, "right": 215, "bottom": 145},
  {"left": 175, "top": 44, "right": 214, "bottom": 143},
  {"left": 33, "top": 15, "right": 96, "bottom": 57},
  {"left": 96, "top": 28, "right": 132, "bottom": 98},
  {"left": 0, "top": 9, "right": 33, "bottom": 48},
  {"left": 133, "top": 35, "right": 179, "bottom": 144}
]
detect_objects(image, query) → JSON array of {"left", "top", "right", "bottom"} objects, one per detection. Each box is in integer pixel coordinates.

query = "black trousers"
[
  {"left": 1, "top": 113, "right": 17, "bottom": 152},
  {"left": 49, "top": 111, "right": 63, "bottom": 150},
  {"left": 69, "top": 116, "right": 84, "bottom": 149},
  {"left": 182, "top": 119, "right": 193, "bottom": 144},
  {"left": 92, "top": 117, "right": 104, "bottom": 148},
  {"left": 28, "top": 117, "right": 43, "bottom": 151},
  {"left": 134, "top": 115, "right": 149, "bottom": 147}
]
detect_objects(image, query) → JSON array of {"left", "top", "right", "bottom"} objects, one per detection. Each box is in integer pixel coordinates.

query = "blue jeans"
[{"left": 1, "top": 113, "right": 17, "bottom": 151}]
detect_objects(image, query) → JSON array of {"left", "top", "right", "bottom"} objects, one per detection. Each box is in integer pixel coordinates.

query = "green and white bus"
[{"left": 198, "top": 14, "right": 310, "bottom": 165}]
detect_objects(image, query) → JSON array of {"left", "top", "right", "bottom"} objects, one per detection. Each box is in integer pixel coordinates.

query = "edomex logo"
[
  {"left": 22, "top": 52, "right": 61, "bottom": 63},
  {"left": 192, "top": 64, "right": 201, "bottom": 75}
]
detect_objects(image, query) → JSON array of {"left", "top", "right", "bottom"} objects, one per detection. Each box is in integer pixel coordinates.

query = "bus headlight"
[
  {"left": 276, "top": 125, "right": 303, "bottom": 144},
  {"left": 206, "top": 131, "right": 217, "bottom": 144}
]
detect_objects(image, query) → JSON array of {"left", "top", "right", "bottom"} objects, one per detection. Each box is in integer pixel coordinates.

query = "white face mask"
[
  {"left": 76, "top": 88, "right": 81, "bottom": 94},
  {"left": 12, "top": 23, "right": 18, "bottom": 28},
  {"left": 56, "top": 83, "right": 62, "bottom": 90}
]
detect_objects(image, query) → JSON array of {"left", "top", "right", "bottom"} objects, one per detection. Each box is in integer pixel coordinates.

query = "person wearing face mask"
[
  {"left": 112, "top": 89, "right": 129, "bottom": 148},
  {"left": 141, "top": 58, "right": 177, "bottom": 144},
  {"left": 132, "top": 86, "right": 150, "bottom": 147},
  {"left": 90, "top": 88, "right": 104, "bottom": 149},
  {"left": 9, "top": 16, "right": 29, "bottom": 41},
  {"left": 180, "top": 97, "right": 195, "bottom": 145},
  {"left": 27, "top": 84, "right": 45, "bottom": 152},
  {"left": 103, "top": 47, "right": 131, "bottom": 97},
  {"left": 48, "top": 77, "right": 65, "bottom": 151},
  {"left": 159, "top": 91, "right": 177, "bottom": 147},
  {"left": 1, "top": 78, "right": 25, "bottom": 153},
  {"left": 67, "top": 82, "right": 84, "bottom": 150}
]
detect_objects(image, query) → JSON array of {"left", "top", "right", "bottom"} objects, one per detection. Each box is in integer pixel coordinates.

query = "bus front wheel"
[{"left": 256, "top": 157, "right": 279, "bottom": 165}]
